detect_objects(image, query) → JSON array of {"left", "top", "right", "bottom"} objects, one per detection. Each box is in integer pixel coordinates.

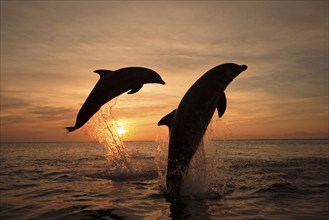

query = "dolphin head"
[
  {"left": 139, "top": 67, "right": 166, "bottom": 85},
  {"left": 114, "top": 67, "right": 165, "bottom": 85},
  {"left": 149, "top": 72, "right": 166, "bottom": 85},
  {"left": 211, "top": 63, "right": 247, "bottom": 90}
]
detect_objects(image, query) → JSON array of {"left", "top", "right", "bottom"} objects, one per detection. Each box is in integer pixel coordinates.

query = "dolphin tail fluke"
[{"left": 65, "top": 126, "right": 77, "bottom": 133}]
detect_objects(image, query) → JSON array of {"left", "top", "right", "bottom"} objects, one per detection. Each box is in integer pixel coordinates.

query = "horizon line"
[{"left": 1, "top": 137, "right": 328, "bottom": 144}]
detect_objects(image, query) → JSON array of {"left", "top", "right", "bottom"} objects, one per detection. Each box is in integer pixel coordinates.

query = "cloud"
[
  {"left": 1, "top": 1, "right": 328, "bottom": 141},
  {"left": 28, "top": 106, "right": 76, "bottom": 121},
  {"left": 225, "top": 91, "right": 328, "bottom": 122},
  {"left": 1, "top": 104, "right": 76, "bottom": 125},
  {"left": 0, "top": 92, "right": 29, "bottom": 111}
]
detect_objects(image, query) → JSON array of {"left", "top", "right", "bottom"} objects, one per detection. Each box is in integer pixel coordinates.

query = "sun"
[{"left": 117, "top": 127, "right": 125, "bottom": 136}]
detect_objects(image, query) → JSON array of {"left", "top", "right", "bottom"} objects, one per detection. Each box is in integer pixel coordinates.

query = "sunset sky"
[{"left": 1, "top": 1, "right": 328, "bottom": 142}]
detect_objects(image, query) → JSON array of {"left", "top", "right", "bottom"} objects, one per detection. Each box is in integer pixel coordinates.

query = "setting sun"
[{"left": 117, "top": 127, "right": 125, "bottom": 136}]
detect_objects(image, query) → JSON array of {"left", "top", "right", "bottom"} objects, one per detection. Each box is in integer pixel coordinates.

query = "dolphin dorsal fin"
[
  {"left": 217, "top": 92, "right": 227, "bottom": 118},
  {"left": 93, "top": 69, "right": 113, "bottom": 78},
  {"left": 158, "top": 109, "right": 176, "bottom": 130}
]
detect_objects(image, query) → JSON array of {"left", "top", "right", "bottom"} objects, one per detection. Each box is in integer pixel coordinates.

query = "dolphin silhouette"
[
  {"left": 66, "top": 67, "right": 165, "bottom": 132},
  {"left": 158, "top": 63, "right": 247, "bottom": 198}
]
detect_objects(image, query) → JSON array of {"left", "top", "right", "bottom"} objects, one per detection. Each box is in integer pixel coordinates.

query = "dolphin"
[
  {"left": 158, "top": 63, "right": 247, "bottom": 198},
  {"left": 66, "top": 67, "right": 165, "bottom": 132}
]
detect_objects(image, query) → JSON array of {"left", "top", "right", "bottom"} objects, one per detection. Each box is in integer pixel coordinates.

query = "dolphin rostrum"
[
  {"left": 66, "top": 67, "right": 165, "bottom": 132},
  {"left": 158, "top": 63, "right": 247, "bottom": 198}
]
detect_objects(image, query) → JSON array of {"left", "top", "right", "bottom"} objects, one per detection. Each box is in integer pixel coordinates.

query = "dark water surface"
[{"left": 0, "top": 140, "right": 328, "bottom": 219}]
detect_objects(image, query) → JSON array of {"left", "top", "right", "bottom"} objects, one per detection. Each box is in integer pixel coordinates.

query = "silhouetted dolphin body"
[
  {"left": 158, "top": 63, "right": 247, "bottom": 198},
  {"left": 66, "top": 67, "right": 165, "bottom": 132}
]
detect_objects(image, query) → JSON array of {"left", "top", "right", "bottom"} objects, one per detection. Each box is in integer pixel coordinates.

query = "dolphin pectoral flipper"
[
  {"left": 127, "top": 83, "right": 143, "bottom": 94},
  {"left": 65, "top": 126, "right": 77, "bottom": 132},
  {"left": 217, "top": 92, "right": 227, "bottom": 118},
  {"left": 158, "top": 109, "right": 176, "bottom": 130}
]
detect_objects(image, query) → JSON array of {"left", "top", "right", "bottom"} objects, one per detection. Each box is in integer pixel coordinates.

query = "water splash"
[
  {"left": 155, "top": 121, "right": 230, "bottom": 198},
  {"left": 204, "top": 121, "right": 231, "bottom": 196},
  {"left": 154, "top": 129, "right": 169, "bottom": 191},
  {"left": 84, "top": 102, "right": 133, "bottom": 176},
  {"left": 182, "top": 141, "right": 209, "bottom": 197}
]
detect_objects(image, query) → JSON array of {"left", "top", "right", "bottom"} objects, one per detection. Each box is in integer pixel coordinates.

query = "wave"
[
  {"left": 253, "top": 182, "right": 311, "bottom": 195},
  {"left": 31, "top": 205, "right": 128, "bottom": 220},
  {"left": 85, "top": 169, "right": 158, "bottom": 182}
]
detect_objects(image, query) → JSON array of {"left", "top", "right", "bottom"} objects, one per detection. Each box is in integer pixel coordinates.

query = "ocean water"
[{"left": 0, "top": 139, "right": 328, "bottom": 219}]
